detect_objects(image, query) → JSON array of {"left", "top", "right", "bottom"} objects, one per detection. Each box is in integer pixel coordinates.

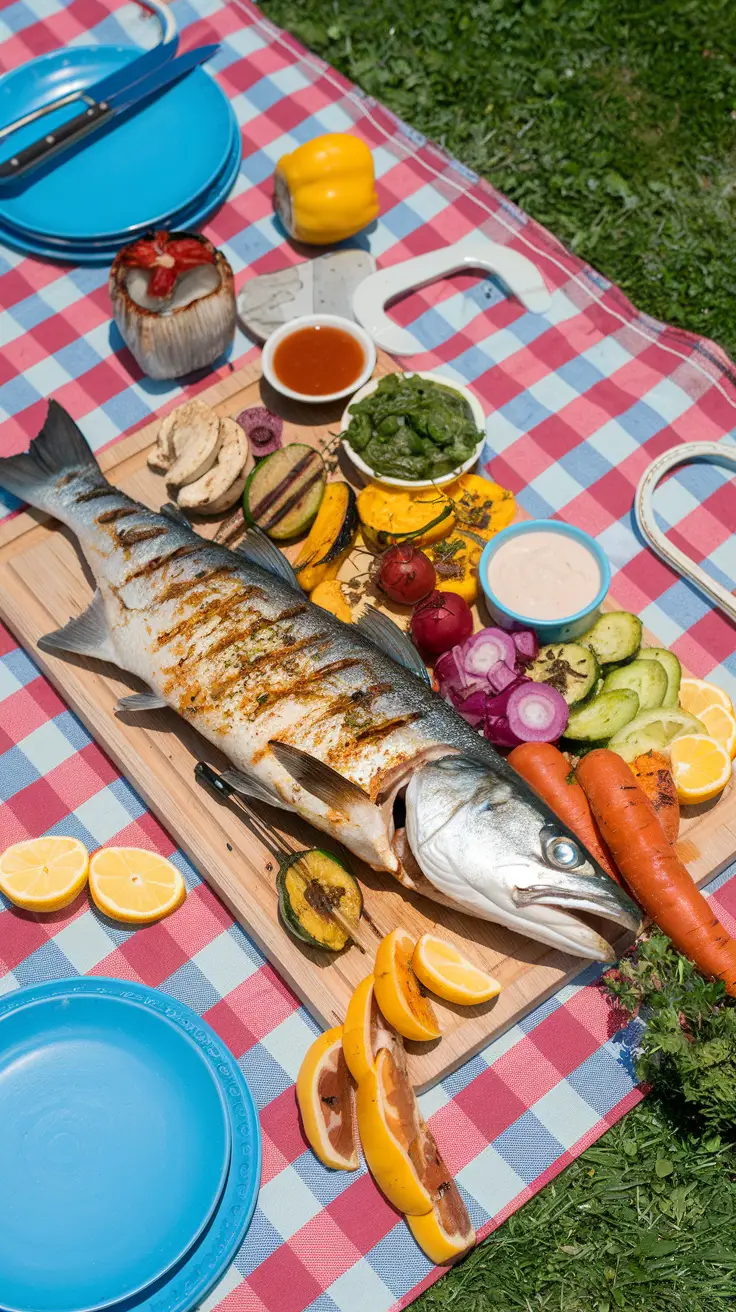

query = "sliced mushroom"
[
  {"left": 177, "top": 417, "right": 253, "bottom": 513},
  {"left": 166, "top": 405, "right": 222, "bottom": 488},
  {"left": 148, "top": 398, "right": 214, "bottom": 472}
]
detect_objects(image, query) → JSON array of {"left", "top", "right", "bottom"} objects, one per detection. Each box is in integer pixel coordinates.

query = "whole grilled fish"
[{"left": 0, "top": 403, "right": 641, "bottom": 960}]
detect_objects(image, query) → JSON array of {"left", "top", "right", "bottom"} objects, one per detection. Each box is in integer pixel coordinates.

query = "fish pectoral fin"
[
  {"left": 116, "top": 690, "right": 168, "bottom": 713},
  {"left": 235, "top": 526, "right": 300, "bottom": 590},
  {"left": 269, "top": 740, "right": 371, "bottom": 815},
  {"left": 38, "top": 588, "right": 120, "bottom": 665},
  {"left": 356, "top": 607, "right": 430, "bottom": 685},
  {"left": 219, "top": 767, "right": 290, "bottom": 811}
]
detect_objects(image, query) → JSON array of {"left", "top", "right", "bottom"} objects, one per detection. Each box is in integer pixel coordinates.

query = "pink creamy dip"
[{"left": 486, "top": 529, "right": 601, "bottom": 621}]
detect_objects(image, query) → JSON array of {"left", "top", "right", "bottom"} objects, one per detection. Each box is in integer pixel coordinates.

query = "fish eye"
[{"left": 540, "top": 826, "right": 583, "bottom": 869}]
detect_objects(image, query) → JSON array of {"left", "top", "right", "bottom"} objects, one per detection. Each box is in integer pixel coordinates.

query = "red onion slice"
[
  {"left": 461, "top": 627, "right": 516, "bottom": 677},
  {"left": 505, "top": 681, "right": 568, "bottom": 743},
  {"left": 486, "top": 660, "right": 519, "bottom": 694},
  {"left": 511, "top": 628, "right": 540, "bottom": 665}
]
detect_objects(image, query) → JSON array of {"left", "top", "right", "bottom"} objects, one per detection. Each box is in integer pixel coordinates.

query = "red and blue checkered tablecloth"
[{"left": 1, "top": 2, "right": 736, "bottom": 1309}]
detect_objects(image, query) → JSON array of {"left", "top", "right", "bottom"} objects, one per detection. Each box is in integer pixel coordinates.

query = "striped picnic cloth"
[{"left": 1, "top": 2, "right": 735, "bottom": 1310}]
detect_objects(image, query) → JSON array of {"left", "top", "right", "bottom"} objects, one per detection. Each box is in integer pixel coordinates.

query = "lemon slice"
[
  {"left": 679, "top": 676, "right": 734, "bottom": 719},
  {"left": 0, "top": 836, "right": 89, "bottom": 912},
  {"left": 698, "top": 704, "right": 736, "bottom": 760},
  {"left": 374, "top": 929, "right": 440, "bottom": 1043},
  {"left": 669, "top": 734, "right": 733, "bottom": 804},
  {"left": 89, "top": 847, "right": 185, "bottom": 923},
  {"left": 412, "top": 934, "right": 501, "bottom": 1006},
  {"left": 296, "top": 1027, "right": 359, "bottom": 1171}
]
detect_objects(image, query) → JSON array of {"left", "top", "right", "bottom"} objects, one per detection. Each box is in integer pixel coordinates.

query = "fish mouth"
[{"left": 510, "top": 872, "right": 642, "bottom": 933}]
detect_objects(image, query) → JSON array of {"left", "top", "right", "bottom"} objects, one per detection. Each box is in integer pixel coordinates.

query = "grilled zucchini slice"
[
  {"left": 277, "top": 849, "right": 362, "bottom": 951},
  {"left": 580, "top": 611, "right": 642, "bottom": 666}
]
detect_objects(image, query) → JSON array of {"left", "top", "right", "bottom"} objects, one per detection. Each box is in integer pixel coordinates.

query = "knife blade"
[
  {"left": 0, "top": 38, "right": 180, "bottom": 145},
  {"left": 0, "top": 43, "right": 219, "bottom": 184}
]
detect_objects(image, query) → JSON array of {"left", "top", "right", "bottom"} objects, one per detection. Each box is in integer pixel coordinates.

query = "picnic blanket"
[{"left": 1, "top": 2, "right": 735, "bottom": 1309}]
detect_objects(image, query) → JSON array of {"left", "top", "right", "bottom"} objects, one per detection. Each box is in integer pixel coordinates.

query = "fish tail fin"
[{"left": 0, "top": 400, "right": 105, "bottom": 512}]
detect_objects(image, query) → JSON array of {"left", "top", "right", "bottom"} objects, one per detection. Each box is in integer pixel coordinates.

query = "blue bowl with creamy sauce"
[{"left": 479, "top": 520, "right": 611, "bottom": 642}]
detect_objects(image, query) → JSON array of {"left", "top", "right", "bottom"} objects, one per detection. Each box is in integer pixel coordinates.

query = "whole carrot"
[
  {"left": 508, "top": 742, "right": 620, "bottom": 883},
  {"left": 577, "top": 749, "right": 736, "bottom": 995}
]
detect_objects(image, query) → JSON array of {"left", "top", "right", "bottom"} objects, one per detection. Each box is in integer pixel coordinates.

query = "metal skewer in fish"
[{"left": 195, "top": 761, "right": 378, "bottom": 954}]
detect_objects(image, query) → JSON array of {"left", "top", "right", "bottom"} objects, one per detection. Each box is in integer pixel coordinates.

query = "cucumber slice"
[
  {"left": 602, "top": 657, "right": 667, "bottom": 711},
  {"left": 608, "top": 708, "right": 706, "bottom": 762},
  {"left": 243, "top": 443, "right": 326, "bottom": 540},
  {"left": 581, "top": 611, "right": 642, "bottom": 665},
  {"left": 565, "top": 689, "right": 639, "bottom": 741},
  {"left": 638, "top": 647, "right": 682, "bottom": 708},
  {"left": 528, "top": 643, "right": 599, "bottom": 706}
]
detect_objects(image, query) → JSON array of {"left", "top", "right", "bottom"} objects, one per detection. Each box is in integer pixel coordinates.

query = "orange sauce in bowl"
[{"left": 272, "top": 325, "right": 366, "bottom": 396}]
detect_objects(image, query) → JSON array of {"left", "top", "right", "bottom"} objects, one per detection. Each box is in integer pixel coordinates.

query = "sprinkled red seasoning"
[{"left": 119, "top": 230, "right": 217, "bottom": 299}]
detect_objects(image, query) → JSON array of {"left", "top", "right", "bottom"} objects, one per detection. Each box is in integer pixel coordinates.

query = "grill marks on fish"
[
  {"left": 250, "top": 656, "right": 365, "bottom": 718},
  {"left": 74, "top": 483, "right": 115, "bottom": 502},
  {"left": 154, "top": 583, "right": 263, "bottom": 650},
  {"left": 96, "top": 506, "right": 137, "bottom": 525},
  {"left": 155, "top": 564, "right": 241, "bottom": 606},
  {"left": 122, "top": 543, "right": 201, "bottom": 587},
  {"left": 116, "top": 525, "right": 168, "bottom": 547}
]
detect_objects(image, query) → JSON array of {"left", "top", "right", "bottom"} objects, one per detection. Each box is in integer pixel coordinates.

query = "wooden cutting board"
[{"left": 1, "top": 353, "right": 734, "bottom": 1090}]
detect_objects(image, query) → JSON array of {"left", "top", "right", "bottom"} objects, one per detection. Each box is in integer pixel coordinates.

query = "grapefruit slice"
[
  {"left": 356, "top": 1045, "right": 433, "bottom": 1215},
  {"left": 296, "top": 1026, "right": 359, "bottom": 1171}
]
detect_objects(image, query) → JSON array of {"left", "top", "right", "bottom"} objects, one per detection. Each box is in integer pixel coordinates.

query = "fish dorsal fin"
[
  {"left": 269, "top": 740, "right": 371, "bottom": 814},
  {"left": 116, "top": 691, "right": 168, "bottom": 713},
  {"left": 37, "top": 589, "right": 119, "bottom": 665},
  {"left": 234, "top": 526, "right": 300, "bottom": 590},
  {"left": 159, "top": 501, "right": 192, "bottom": 527},
  {"left": 356, "top": 606, "right": 430, "bottom": 685},
  {"left": 219, "top": 767, "right": 290, "bottom": 811}
]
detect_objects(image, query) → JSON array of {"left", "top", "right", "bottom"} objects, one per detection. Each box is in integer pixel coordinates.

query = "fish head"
[{"left": 404, "top": 755, "right": 642, "bottom": 961}]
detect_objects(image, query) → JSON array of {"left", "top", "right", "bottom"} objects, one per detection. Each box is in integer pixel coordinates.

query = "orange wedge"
[
  {"left": 0, "top": 836, "right": 89, "bottom": 912},
  {"left": 679, "top": 676, "right": 734, "bottom": 719},
  {"left": 669, "top": 734, "right": 732, "bottom": 804},
  {"left": 374, "top": 929, "right": 441, "bottom": 1043},
  {"left": 412, "top": 934, "right": 501, "bottom": 1006},
  {"left": 355, "top": 1046, "right": 433, "bottom": 1215},
  {"left": 296, "top": 1026, "right": 359, "bottom": 1171},
  {"left": 407, "top": 1188, "right": 476, "bottom": 1264},
  {"left": 698, "top": 704, "right": 736, "bottom": 760},
  {"left": 89, "top": 847, "right": 186, "bottom": 923}
]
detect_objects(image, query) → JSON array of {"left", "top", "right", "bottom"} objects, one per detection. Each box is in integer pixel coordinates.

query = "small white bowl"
[
  {"left": 340, "top": 370, "right": 486, "bottom": 489},
  {"left": 261, "top": 313, "right": 376, "bottom": 405}
]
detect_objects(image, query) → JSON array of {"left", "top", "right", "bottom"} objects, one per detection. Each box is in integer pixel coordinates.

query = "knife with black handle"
[{"left": 0, "top": 43, "right": 219, "bottom": 184}]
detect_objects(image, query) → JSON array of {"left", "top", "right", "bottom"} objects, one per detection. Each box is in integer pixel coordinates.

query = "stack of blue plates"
[
  {"left": 0, "top": 47, "right": 241, "bottom": 265},
  {"left": 0, "top": 978, "right": 260, "bottom": 1312}
]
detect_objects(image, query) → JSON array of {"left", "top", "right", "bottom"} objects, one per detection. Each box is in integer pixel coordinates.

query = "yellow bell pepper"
[{"left": 274, "top": 133, "right": 379, "bottom": 245}]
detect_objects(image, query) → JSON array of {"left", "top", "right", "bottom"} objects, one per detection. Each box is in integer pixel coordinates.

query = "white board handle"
[
  {"left": 634, "top": 442, "right": 736, "bottom": 625},
  {"left": 352, "top": 236, "right": 552, "bottom": 356}
]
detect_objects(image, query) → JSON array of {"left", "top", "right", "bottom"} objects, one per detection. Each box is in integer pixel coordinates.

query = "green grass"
[
  {"left": 260, "top": 0, "right": 736, "bottom": 356},
  {"left": 256, "top": 0, "right": 736, "bottom": 1303}
]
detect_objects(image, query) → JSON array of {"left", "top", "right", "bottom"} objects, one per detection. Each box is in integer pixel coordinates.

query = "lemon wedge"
[
  {"left": 89, "top": 847, "right": 185, "bottom": 923},
  {"left": 679, "top": 676, "right": 734, "bottom": 719},
  {"left": 413, "top": 934, "right": 501, "bottom": 1006},
  {"left": 0, "top": 836, "right": 89, "bottom": 912},
  {"left": 669, "top": 734, "right": 732, "bottom": 804},
  {"left": 698, "top": 704, "right": 736, "bottom": 760}
]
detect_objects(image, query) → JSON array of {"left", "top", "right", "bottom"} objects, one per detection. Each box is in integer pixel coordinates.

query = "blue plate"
[
  {"left": 0, "top": 46, "right": 233, "bottom": 242},
  {"left": 0, "top": 118, "right": 241, "bottom": 265},
  {"left": 0, "top": 979, "right": 232, "bottom": 1312}
]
